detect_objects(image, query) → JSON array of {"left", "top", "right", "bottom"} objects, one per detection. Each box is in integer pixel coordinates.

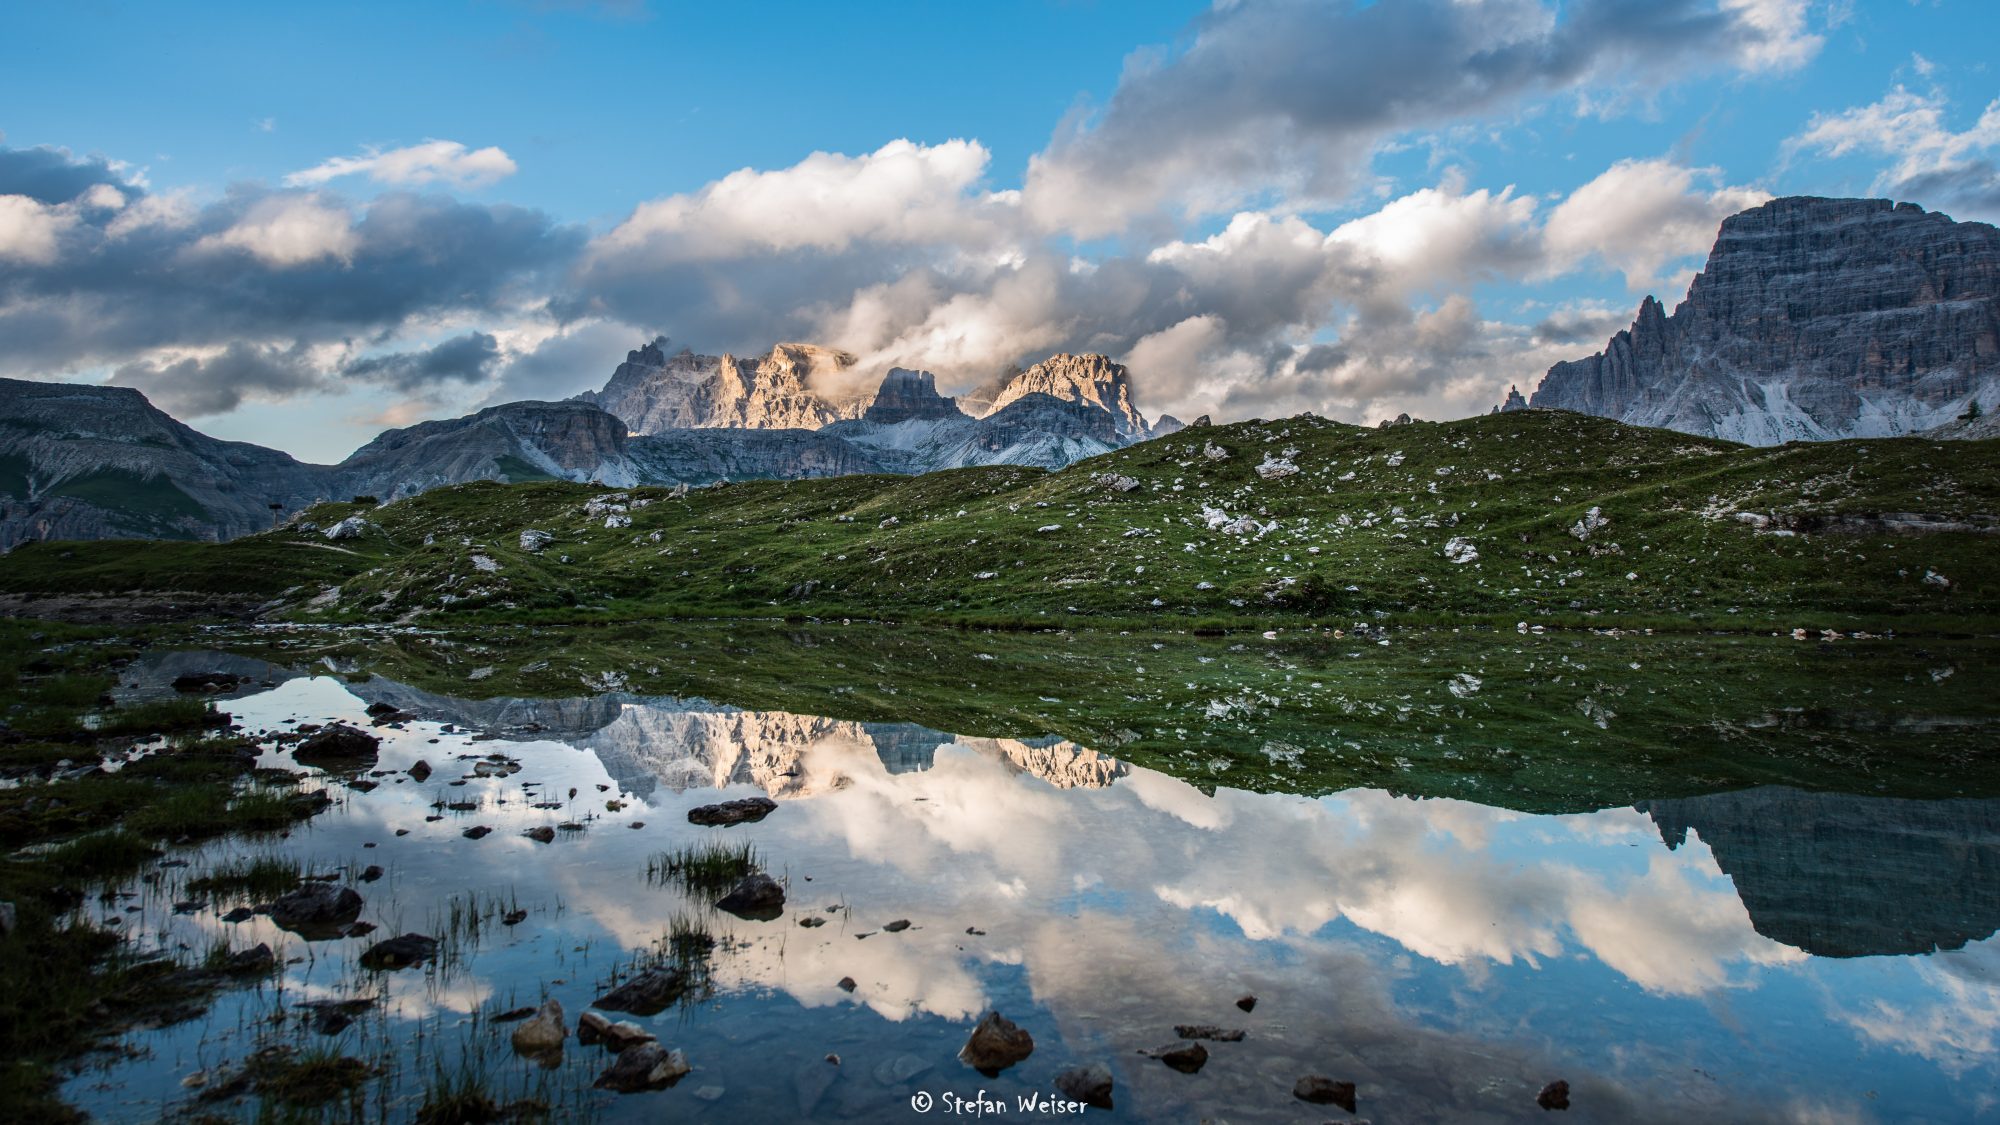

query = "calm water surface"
[{"left": 61, "top": 650, "right": 2000, "bottom": 1123}]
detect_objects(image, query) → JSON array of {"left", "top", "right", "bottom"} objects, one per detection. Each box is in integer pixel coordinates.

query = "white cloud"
[
  {"left": 592, "top": 138, "right": 1006, "bottom": 261},
  {"left": 286, "top": 139, "right": 519, "bottom": 189},
  {"left": 1544, "top": 158, "right": 1770, "bottom": 290},
  {"left": 1021, "top": 0, "right": 1822, "bottom": 238},
  {"left": 0, "top": 194, "right": 76, "bottom": 264},
  {"left": 194, "top": 193, "right": 358, "bottom": 267},
  {"left": 1786, "top": 85, "right": 2000, "bottom": 221}
]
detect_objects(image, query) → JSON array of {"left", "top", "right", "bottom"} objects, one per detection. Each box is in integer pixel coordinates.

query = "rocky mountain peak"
[
  {"left": 1531, "top": 195, "right": 2000, "bottom": 443},
  {"left": 989, "top": 353, "right": 1150, "bottom": 439},
  {"left": 862, "top": 368, "right": 965, "bottom": 425}
]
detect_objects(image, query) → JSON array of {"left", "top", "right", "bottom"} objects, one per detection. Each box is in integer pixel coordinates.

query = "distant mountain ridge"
[
  {"left": 0, "top": 341, "right": 1175, "bottom": 547},
  {"left": 1531, "top": 196, "right": 2000, "bottom": 442}
]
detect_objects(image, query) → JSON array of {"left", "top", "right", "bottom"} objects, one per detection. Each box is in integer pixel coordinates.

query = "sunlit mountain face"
[{"left": 67, "top": 652, "right": 2000, "bottom": 1123}]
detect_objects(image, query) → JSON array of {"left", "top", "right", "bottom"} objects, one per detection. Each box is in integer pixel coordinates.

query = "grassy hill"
[{"left": 4, "top": 410, "right": 1995, "bottom": 631}]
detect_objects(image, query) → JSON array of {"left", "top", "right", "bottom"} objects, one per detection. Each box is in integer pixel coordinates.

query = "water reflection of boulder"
[{"left": 1638, "top": 787, "right": 2000, "bottom": 958}]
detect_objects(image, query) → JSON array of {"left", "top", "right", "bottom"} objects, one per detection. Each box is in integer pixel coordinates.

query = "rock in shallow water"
[
  {"left": 1174, "top": 1024, "right": 1246, "bottom": 1042},
  {"left": 509, "top": 999, "right": 566, "bottom": 1058},
  {"left": 1294, "top": 1075, "right": 1357, "bottom": 1111},
  {"left": 686, "top": 796, "right": 778, "bottom": 826},
  {"left": 1538, "top": 1079, "right": 1571, "bottom": 1110},
  {"left": 266, "top": 883, "right": 362, "bottom": 935},
  {"left": 595, "top": 1043, "right": 689, "bottom": 1093},
  {"left": 593, "top": 966, "right": 690, "bottom": 1016},
  {"left": 959, "top": 1011, "right": 1034, "bottom": 1076},
  {"left": 1054, "top": 1063, "right": 1114, "bottom": 1109},
  {"left": 358, "top": 932, "right": 437, "bottom": 971},
  {"left": 293, "top": 724, "right": 379, "bottom": 771},
  {"left": 715, "top": 873, "right": 785, "bottom": 919},
  {"left": 1142, "top": 1042, "right": 1208, "bottom": 1073}
]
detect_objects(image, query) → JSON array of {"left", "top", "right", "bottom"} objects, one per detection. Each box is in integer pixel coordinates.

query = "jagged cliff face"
[
  {"left": 862, "top": 368, "right": 963, "bottom": 424},
  {"left": 1532, "top": 197, "right": 2000, "bottom": 443},
  {"left": 577, "top": 338, "right": 868, "bottom": 433},
  {"left": 986, "top": 353, "right": 1151, "bottom": 440},
  {"left": 0, "top": 378, "right": 326, "bottom": 548}
]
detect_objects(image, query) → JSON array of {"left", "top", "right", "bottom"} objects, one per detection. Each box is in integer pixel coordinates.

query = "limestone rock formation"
[
  {"left": 1531, "top": 197, "right": 2000, "bottom": 443},
  {"left": 576, "top": 338, "right": 868, "bottom": 432}
]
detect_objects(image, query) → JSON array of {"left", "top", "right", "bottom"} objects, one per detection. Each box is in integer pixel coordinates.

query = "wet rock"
[
  {"left": 502, "top": 909, "right": 527, "bottom": 926},
  {"left": 218, "top": 943, "right": 275, "bottom": 975},
  {"left": 715, "top": 873, "right": 785, "bottom": 920},
  {"left": 524, "top": 826, "right": 556, "bottom": 844},
  {"left": 267, "top": 883, "right": 362, "bottom": 935},
  {"left": 873, "top": 1054, "right": 932, "bottom": 1086},
  {"left": 577, "top": 1011, "right": 612, "bottom": 1045},
  {"left": 686, "top": 796, "right": 778, "bottom": 827},
  {"left": 407, "top": 760, "right": 432, "bottom": 782},
  {"left": 1055, "top": 1063, "right": 1114, "bottom": 1109},
  {"left": 294, "top": 724, "right": 380, "bottom": 771},
  {"left": 357, "top": 865, "right": 383, "bottom": 883},
  {"left": 799, "top": 915, "right": 826, "bottom": 928},
  {"left": 694, "top": 1085, "right": 725, "bottom": 1102},
  {"left": 1294, "top": 1076, "right": 1356, "bottom": 1111},
  {"left": 462, "top": 825, "right": 492, "bottom": 840},
  {"left": 510, "top": 999, "right": 567, "bottom": 1057},
  {"left": 959, "top": 1011, "right": 1035, "bottom": 1076},
  {"left": 595, "top": 1043, "right": 689, "bottom": 1093},
  {"left": 882, "top": 919, "right": 911, "bottom": 933},
  {"left": 1538, "top": 1079, "right": 1570, "bottom": 1111},
  {"left": 172, "top": 672, "right": 242, "bottom": 694},
  {"left": 1174, "top": 1024, "right": 1246, "bottom": 1042},
  {"left": 602, "top": 1021, "right": 657, "bottom": 1052},
  {"left": 297, "top": 998, "right": 372, "bottom": 1035},
  {"left": 1141, "top": 1042, "right": 1207, "bottom": 1073},
  {"left": 794, "top": 1058, "right": 838, "bottom": 1115},
  {"left": 364, "top": 701, "right": 399, "bottom": 718},
  {"left": 340, "top": 921, "right": 376, "bottom": 938},
  {"left": 358, "top": 933, "right": 438, "bottom": 971},
  {"left": 594, "top": 966, "right": 690, "bottom": 1016},
  {"left": 220, "top": 906, "right": 254, "bottom": 923},
  {"left": 1235, "top": 995, "right": 1257, "bottom": 1013},
  {"left": 837, "top": 977, "right": 856, "bottom": 993},
  {"left": 492, "top": 1006, "right": 536, "bottom": 1022}
]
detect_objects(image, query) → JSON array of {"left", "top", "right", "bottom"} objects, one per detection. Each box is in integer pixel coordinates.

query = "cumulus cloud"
[
  {"left": 0, "top": 145, "right": 582, "bottom": 416},
  {"left": 1543, "top": 158, "right": 1770, "bottom": 290},
  {"left": 1022, "top": 0, "right": 1821, "bottom": 237},
  {"left": 286, "top": 139, "right": 519, "bottom": 189},
  {"left": 0, "top": 194, "right": 76, "bottom": 264},
  {"left": 1787, "top": 86, "right": 2000, "bottom": 221},
  {"left": 344, "top": 331, "right": 503, "bottom": 391},
  {"left": 194, "top": 192, "right": 358, "bottom": 266}
]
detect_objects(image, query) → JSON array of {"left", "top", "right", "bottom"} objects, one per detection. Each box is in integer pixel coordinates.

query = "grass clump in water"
[
  {"left": 647, "top": 840, "right": 759, "bottom": 896},
  {"left": 187, "top": 853, "right": 302, "bottom": 901}
]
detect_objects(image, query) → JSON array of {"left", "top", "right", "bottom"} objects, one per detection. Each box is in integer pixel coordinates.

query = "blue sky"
[{"left": 3, "top": 0, "right": 1997, "bottom": 460}]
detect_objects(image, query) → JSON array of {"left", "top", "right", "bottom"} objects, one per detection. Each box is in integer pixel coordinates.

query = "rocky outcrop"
[
  {"left": 1637, "top": 786, "right": 2000, "bottom": 957},
  {"left": 1493, "top": 386, "right": 1528, "bottom": 413},
  {"left": 1532, "top": 197, "right": 2000, "bottom": 443},
  {"left": 862, "top": 368, "right": 962, "bottom": 424},
  {"left": 576, "top": 338, "right": 868, "bottom": 433},
  {"left": 985, "top": 353, "right": 1151, "bottom": 440}
]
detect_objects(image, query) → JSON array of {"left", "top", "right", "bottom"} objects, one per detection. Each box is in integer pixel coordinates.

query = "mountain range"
[
  {"left": 0, "top": 347, "right": 1176, "bottom": 548},
  {"left": 3, "top": 193, "right": 1997, "bottom": 547}
]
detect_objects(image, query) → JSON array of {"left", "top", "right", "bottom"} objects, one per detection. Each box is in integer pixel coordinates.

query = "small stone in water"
[{"left": 1538, "top": 1079, "right": 1571, "bottom": 1111}]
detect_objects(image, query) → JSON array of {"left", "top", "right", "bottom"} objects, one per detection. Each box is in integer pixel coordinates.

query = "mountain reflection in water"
[{"left": 71, "top": 659, "right": 2000, "bottom": 1123}]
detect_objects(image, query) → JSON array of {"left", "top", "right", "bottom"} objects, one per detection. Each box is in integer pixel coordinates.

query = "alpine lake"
[{"left": 15, "top": 619, "right": 2000, "bottom": 1124}]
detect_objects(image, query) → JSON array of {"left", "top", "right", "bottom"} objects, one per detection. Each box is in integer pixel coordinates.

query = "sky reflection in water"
[{"left": 65, "top": 663, "right": 2000, "bottom": 1123}]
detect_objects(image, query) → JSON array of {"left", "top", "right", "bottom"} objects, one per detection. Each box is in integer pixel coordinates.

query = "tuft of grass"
[
  {"left": 247, "top": 1045, "right": 373, "bottom": 1106},
  {"left": 44, "top": 830, "right": 160, "bottom": 880},
  {"left": 187, "top": 854, "right": 302, "bottom": 902},
  {"left": 647, "top": 840, "right": 760, "bottom": 897}
]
